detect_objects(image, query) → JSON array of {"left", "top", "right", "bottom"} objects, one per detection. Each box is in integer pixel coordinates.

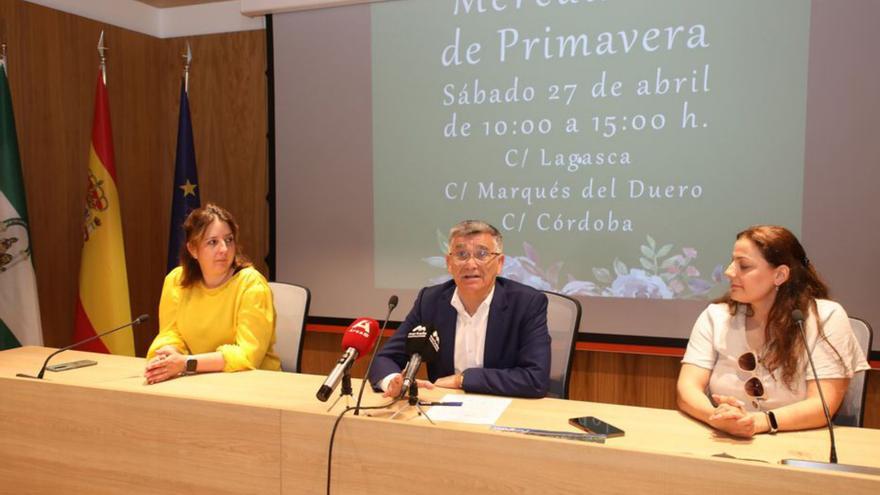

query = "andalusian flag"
[
  {"left": 73, "top": 69, "right": 134, "bottom": 355},
  {"left": 0, "top": 55, "right": 43, "bottom": 350}
]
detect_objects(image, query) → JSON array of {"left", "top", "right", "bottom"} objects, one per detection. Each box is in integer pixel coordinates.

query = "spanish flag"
[{"left": 72, "top": 70, "right": 133, "bottom": 355}]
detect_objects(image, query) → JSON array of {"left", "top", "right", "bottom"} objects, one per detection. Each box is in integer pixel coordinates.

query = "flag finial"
[
  {"left": 182, "top": 41, "right": 192, "bottom": 93},
  {"left": 97, "top": 31, "right": 108, "bottom": 84}
]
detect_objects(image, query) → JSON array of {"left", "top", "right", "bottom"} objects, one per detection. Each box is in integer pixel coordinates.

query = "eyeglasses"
[
  {"left": 448, "top": 248, "right": 501, "bottom": 265},
  {"left": 738, "top": 351, "right": 765, "bottom": 408}
]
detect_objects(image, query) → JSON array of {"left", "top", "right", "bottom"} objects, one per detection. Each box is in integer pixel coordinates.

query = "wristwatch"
[
  {"left": 185, "top": 357, "right": 198, "bottom": 374},
  {"left": 766, "top": 410, "right": 779, "bottom": 434}
]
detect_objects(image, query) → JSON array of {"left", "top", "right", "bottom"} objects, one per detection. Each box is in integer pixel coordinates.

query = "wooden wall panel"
[
  {"left": 569, "top": 350, "right": 680, "bottom": 410},
  {"left": 865, "top": 369, "right": 880, "bottom": 428},
  {"left": 0, "top": 1, "right": 267, "bottom": 356},
  {"left": 1, "top": 1, "right": 167, "bottom": 352},
  {"left": 181, "top": 31, "right": 269, "bottom": 277},
  {"left": 107, "top": 21, "right": 170, "bottom": 354}
]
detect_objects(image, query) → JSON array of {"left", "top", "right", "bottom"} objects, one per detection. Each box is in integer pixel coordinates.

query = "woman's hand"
[
  {"left": 708, "top": 394, "right": 758, "bottom": 438},
  {"left": 144, "top": 346, "right": 186, "bottom": 384}
]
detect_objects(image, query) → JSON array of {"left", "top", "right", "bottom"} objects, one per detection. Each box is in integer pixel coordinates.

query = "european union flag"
[{"left": 167, "top": 81, "right": 200, "bottom": 272}]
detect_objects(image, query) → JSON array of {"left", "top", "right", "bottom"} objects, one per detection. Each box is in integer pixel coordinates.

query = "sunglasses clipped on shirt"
[{"left": 738, "top": 351, "right": 766, "bottom": 408}]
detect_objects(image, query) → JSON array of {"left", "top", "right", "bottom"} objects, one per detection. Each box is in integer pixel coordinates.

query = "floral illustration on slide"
[{"left": 423, "top": 232, "right": 725, "bottom": 300}]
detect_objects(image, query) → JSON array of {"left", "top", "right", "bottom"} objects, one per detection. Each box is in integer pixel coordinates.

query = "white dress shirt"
[
  {"left": 450, "top": 286, "right": 495, "bottom": 374},
  {"left": 379, "top": 285, "right": 495, "bottom": 391}
]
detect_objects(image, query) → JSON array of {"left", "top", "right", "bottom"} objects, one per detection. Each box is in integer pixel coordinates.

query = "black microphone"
[
  {"left": 792, "top": 308, "right": 837, "bottom": 463},
  {"left": 17, "top": 314, "right": 150, "bottom": 380},
  {"left": 399, "top": 324, "right": 440, "bottom": 399},
  {"left": 780, "top": 311, "right": 880, "bottom": 475},
  {"left": 353, "top": 295, "right": 398, "bottom": 414}
]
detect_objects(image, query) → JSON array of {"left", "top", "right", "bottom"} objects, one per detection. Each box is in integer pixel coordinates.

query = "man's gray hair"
[{"left": 448, "top": 220, "right": 503, "bottom": 252}]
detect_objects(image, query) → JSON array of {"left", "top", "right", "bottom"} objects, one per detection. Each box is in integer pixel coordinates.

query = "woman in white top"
[{"left": 677, "top": 225, "right": 870, "bottom": 437}]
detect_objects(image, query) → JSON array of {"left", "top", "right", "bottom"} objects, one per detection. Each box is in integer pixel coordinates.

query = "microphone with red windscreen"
[{"left": 316, "top": 318, "right": 379, "bottom": 402}]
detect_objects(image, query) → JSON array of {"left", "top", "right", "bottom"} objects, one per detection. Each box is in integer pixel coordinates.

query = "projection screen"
[{"left": 271, "top": 0, "right": 880, "bottom": 352}]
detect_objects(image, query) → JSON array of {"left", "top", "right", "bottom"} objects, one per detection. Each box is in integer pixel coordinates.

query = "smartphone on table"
[
  {"left": 569, "top": 416, "right": 625, "bottom": 438},
  {"left": 46, "top": 359, "right": 98, "bottom": 372}
]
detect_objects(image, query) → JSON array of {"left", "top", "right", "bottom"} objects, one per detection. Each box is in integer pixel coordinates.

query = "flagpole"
[
  {"left": 97, "top": 31, "right": 107, "bottom": 85},
  {"left": 167, "top": 41, "right": 200, "bottom": 273},
  {"left": 183, "top": 41, "right": 192, "bottom": 93},
  {"left": 76, "top": 29, "right": 134, "bottom": 355}
]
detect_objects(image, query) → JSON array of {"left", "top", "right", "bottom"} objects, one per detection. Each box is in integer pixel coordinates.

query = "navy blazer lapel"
[
  {"left": 483, "top": 279, "right": 509, "bottom": 368},
  {"left": 434, "top": 284, "right": 458, "bottom": 376}
]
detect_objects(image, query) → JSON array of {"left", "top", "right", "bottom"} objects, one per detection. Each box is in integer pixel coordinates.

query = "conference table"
[{"left": 1, "top": 347, "right": 878, "bottom": 494}]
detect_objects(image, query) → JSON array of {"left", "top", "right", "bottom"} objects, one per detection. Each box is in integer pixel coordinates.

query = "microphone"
[
  {"left": 354, "top": 295, "right": 398, "bottom": 414},
  {"left": 791, "top": 308, "right": 837, "bottom": 463},
  {"left": 17, "top": 314, "right": 150, "bottom": 379},
  {"left": 780, "top": 309, "right": 880, "bottom": 474},
  {"left": 316, "top": 317, "right": 379, "bottom": 402},
  {"left": 399, "top": 324, "right": 440, "bottom": 398}
]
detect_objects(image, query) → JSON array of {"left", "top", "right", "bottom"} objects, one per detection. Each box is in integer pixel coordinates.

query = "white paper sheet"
[{"left": 423, "top": 394, "right": 512, "bottom": 425}]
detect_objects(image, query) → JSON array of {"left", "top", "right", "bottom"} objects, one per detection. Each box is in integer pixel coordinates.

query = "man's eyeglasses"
[
  {"left": 449, "top": 248, "right": 501, "bottom": 265},
  {"left": 738, "top": 351, "right": 765, "bottom": 408}
]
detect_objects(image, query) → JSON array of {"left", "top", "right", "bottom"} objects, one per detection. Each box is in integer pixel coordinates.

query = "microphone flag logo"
[
  {"left": 409, "top": 325, "right": 428, "bottom": 339},
  {"left": 428, "top": 330, "right": 440, "bottom": 352},
  {"left": 350, "top": 319, "right": 373, "bottom": 339}
]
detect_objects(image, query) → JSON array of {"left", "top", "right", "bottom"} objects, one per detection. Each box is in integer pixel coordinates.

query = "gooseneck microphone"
[
  {"left": 399, "top": 324, "right": 440, "bottom": 399},
  {"left": 17, "top": 314, "right": 150, "bottom": 380},
  {"left": 791, "top": 308, "right": 837, "bottom": 463},
  {"left": 780, "top": 310, "right": 880, "bottom": 475},
  {"left": 316, "top": 318, "right": 379, "bottom": 402},
  {"left": 354, "top": 295, "right": 398, "bottom": 415}
]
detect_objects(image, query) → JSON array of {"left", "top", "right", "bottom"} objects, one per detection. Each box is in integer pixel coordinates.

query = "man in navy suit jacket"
[{"left": 369, "top": 220, "right": 551, "bottom": 398}]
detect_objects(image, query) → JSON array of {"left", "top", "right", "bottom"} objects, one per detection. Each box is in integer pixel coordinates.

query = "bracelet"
[{"left": 457, "top": 372, "right": 465, "bottom": 389}]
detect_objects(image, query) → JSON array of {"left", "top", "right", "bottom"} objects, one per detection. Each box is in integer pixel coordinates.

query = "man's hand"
[
  {"left": 434, "top": 374, "right": 463, "bottom": 389},
  {"left": 383, "top": 373, "right": 434, "bottom": 398}
]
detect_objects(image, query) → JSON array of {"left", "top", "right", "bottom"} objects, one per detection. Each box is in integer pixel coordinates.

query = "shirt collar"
[{"left": 450, "top": 284, "right": 496, "bottom": 317}]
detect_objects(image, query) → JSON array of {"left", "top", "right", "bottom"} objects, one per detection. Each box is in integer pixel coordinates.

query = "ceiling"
[{"left": 134, "top": 0, "right": 229, "bottom": 8}]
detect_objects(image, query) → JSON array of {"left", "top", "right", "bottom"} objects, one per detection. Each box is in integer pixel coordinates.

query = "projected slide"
[{"left": 372, "top": 0, "right": 810, "bottom": 299}]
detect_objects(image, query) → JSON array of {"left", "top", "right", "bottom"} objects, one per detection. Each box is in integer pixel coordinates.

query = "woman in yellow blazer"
[{"left": 144, "top": 203, "right": 279, "bottom": 384}]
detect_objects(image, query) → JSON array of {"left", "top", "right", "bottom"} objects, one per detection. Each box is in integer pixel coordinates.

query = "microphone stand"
[
  {"left": 799, "top": 316, "right": 837, "bottom": 464},
  {"left": 353, "top": 295, "right": 398, "bottom": 415},
  {"left": 17, "top": 315, "right": 149, "bottom": 380},
  {"left": 389, "top": 379, "right": 435, "bottom": 425},
  {"left": 781, "top": 310, "right": 880, "bottom": 476},
  {"left": 326, "top": 364, "right": 354, "bottom": 412}
]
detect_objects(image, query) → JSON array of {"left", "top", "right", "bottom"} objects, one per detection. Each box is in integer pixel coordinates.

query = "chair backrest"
[
  {"left": 542, "top": 290, "right": 581, "bottom": 399},
  {"left": 833, "top": 317, "right": 873, "bottom": 427},
  {"left": 268, "top": 282, "right": 311, "bottom": 373}
]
